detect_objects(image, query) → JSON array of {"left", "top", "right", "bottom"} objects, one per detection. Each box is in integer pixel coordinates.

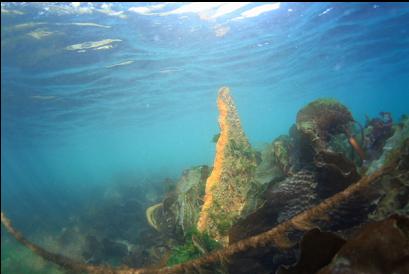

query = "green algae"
[{"left": 166, "top": 228, "right": 221, "bottom": 266}]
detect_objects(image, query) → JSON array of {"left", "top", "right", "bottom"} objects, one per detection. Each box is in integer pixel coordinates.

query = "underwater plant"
[
  {"left": 277, "top": 214, "right": 409, "bottom": 274},
  {"left": 145, "top": 165, "right": 210, "bottom": 239},
  {"left": 296, "top": 98, "right": 354, "bottom": 151},
  {"left": 166, "top": 228, "right": 221, "bottom": 266}
]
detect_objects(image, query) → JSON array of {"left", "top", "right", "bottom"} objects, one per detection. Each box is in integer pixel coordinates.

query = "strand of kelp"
[{"left": 0, "top": 164, "right": 391, "bottom": 274}]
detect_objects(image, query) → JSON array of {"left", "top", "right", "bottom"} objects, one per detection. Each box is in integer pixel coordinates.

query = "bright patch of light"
[
  {"left": 241, "top": 3, "right": 280, "bottom": 18},
  {"left": 97, "top": 3, "right": 126, "bottom": 18},
  {"left": 129, "top": 6, "right": 151, "bottom": 14},
  {"left": 8, "top": 2, "right": 286, "bottom": 21},
  {"left": 127, "top": 2, "right": 282, "bottom": 21},
  {"left": 318, "top": 8, "right": 332, "bottom": 16},
  {"left": 233, "top": 2, "right": 280, "bottom": 20},
  {"left": 210, "top": 2, "right": 250, "bottom": 19},
  {"left": 164, "top": 2, "right": 224, "bottom": 15},
  {"left": 100, "top": 3, "right": 111, "bottom": 10},
  {"left": 128, "top": 3, "right": 168, "bottom": 15}
]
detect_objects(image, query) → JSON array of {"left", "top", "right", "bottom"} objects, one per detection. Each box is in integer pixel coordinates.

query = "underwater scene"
[{"left": 1, "top": 2, "right": 409, "bottom": 274}]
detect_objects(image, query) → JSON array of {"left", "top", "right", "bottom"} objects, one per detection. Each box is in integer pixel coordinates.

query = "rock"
[{"left": 197, "top": 87, "right": 263, "bottom": 245}]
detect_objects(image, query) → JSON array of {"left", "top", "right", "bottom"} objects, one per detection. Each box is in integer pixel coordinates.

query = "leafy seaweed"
[{"left": 167, "top": 227, "right": 222, "bottom": 266}]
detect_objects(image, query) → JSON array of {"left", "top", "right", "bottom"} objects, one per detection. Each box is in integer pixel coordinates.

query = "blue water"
[{"left": 1, "top": 2, "right": 409, "bottom": 269}]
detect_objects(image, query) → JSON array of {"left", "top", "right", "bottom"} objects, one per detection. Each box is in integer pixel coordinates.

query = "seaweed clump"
[
  {"left": 271, "top": 135, "right": 294, "bottom": 176},
  {"left": 145, "top": 165, "right": 210, "bottom": 239},
  {"left": 296, "top": 98, "right": 353, "bottom": 152},
  {"left": 318, "top": 214, "right": 409, "bottom": 274},
  {"left": 278, "top": 214, "right": 409, "bottom": 274},
  {"left": 166, "top": 228, "right": 221, "bottom": 266},
  {"left": 364, "top": 112, "right": 394, "bottom": 159}
]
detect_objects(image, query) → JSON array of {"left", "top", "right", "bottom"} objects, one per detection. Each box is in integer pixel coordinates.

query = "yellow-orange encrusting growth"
[{"left": 197, "top": 87, "right": 229, "bottom": 232}]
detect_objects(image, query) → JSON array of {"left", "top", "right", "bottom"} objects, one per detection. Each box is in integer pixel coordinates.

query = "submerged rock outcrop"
[
  {"left": 197, "top": 87, "right": 262, "bottom": 245},
  {"left": 1, "top": 89, "right": 408, "bottom": 274}
]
